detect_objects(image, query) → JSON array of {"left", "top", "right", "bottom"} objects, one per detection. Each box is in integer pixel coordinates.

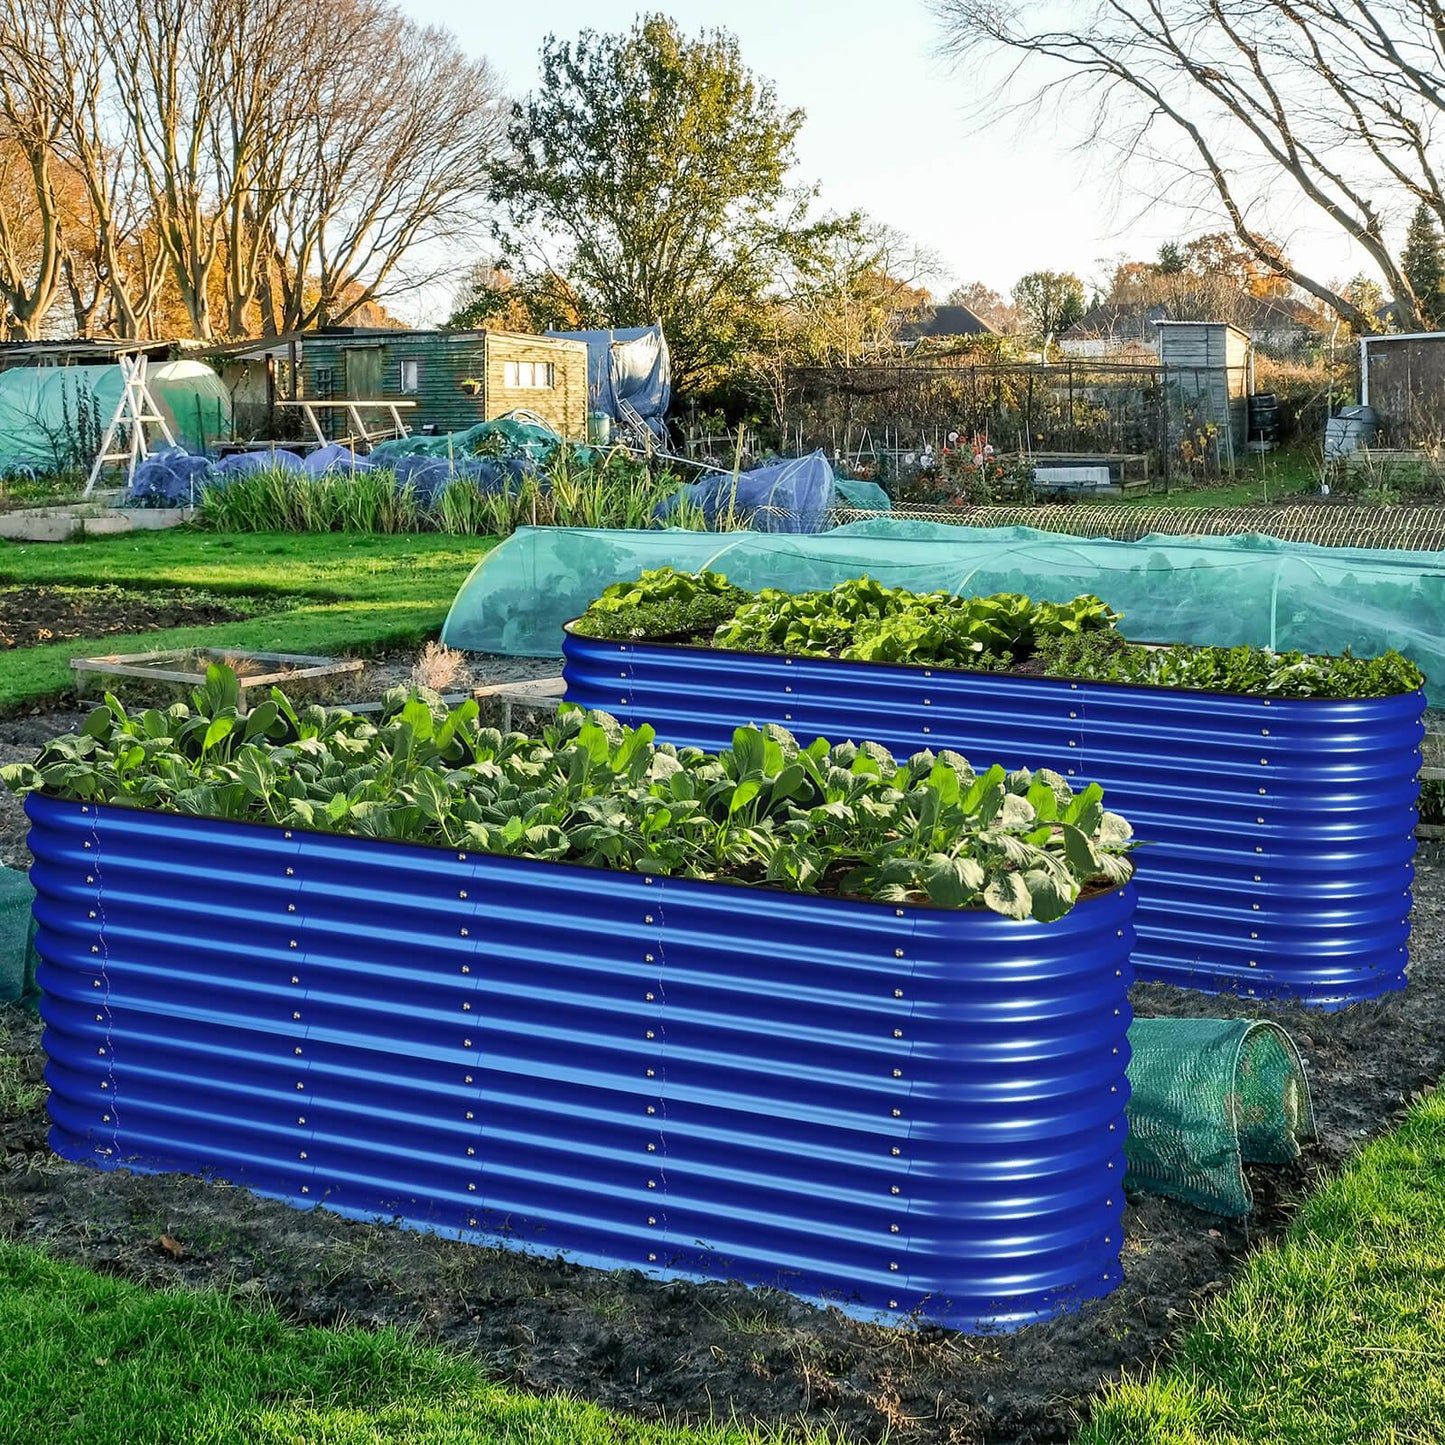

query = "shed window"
[
  {"left": 503, "top": 360, "right": 555, "bottom": 389},
  {"left": 399, "top": 358, "right": 420, "bottom": 394}
]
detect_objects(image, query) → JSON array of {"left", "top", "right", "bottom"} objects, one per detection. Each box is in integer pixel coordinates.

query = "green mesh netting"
[
  {"left": 438, "top": 520, "right": 1445, "bottom": 704},
  {"left": 1124, "top": 1018, "right": 1315, "bottom": 1216},
  {"left": 0, "top": 864, "right": 38, "bottom": 1006},
  {"left": 368, "top": 418, "right": 574, "bottom": 463}
]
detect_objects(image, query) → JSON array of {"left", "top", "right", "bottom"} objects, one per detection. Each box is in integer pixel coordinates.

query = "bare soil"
[
  {"left": 0, "top": 584, "right": 291, "bottom": 652},
  {"left": 1, "top": 657, "right": 1442, "bottom": 1443}
]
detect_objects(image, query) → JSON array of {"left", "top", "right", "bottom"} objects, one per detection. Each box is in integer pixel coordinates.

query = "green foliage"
[
  {"left": 1011, "top": 270, "right": 1087, "bottom": 344},
  {"left": 1401, "top": 201, "right": 1445, "bottom": 330},
  {"left": 1, "top": 668, "right": 1134, "bottom": 921},
  {"left": 487, "top": 15, "right": 837, "bottom": 392},
  {"left": 195, "top": 451, "right": 713, "bottom": 538},
  {"left": 1419, "top": 775, "right": 1444, "bottom": 824},
  {"left": 713, "top": 578, "right": 1119, "bottom": 668},
  {"left": 572, "top": 568, "right": 753, "bottom": 641},
  {"left": 1037, "top": 630, "right": 1424, "bottom": 699}
]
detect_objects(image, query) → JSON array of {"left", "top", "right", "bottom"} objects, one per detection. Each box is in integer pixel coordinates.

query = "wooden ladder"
[{"left": 84, "top": 355, "right": 178, "bottom": 496}]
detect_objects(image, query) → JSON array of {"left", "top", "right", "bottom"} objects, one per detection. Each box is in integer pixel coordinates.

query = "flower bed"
[
  {"left": 10, "top": 677, "right": 1138, "bottom": 1330},
  {"left": 563, "top": 575, "right": 1426, "bottom": 1007}
]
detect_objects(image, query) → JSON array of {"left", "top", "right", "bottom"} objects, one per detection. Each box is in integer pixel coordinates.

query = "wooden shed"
[
  {"left": 1360, "top": 333, "right": 1445, "bottom": 445},
  {"left": 223, "top": 327, "right": 590, "bottom": 443},
  {"left": 1154, "top": 321, "right": 1252, "bottom": 465}
]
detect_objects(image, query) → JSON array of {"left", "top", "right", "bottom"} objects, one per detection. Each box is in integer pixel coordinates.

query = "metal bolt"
[
  {"left": 892, "top": 1029, "right": 903, "bottom": 1039},
  {"left": 285, "top": 867, "right": 294, "bottom": 876},
  {"left": 468, "top": 1183, "right": 476, "bottom": 1192},
  {"left": 645, "top": 991, "right": 655, "bottom": 1002},
  {"left": 921, "top": 725, "right": 929, "bottom": 733},
  {"left": 894, "top": 948, "right": 904, "bottom": 958},
  {"left": 291, "top": 976, "right": 299, "bottom": 984},
  {"left": 644, "top": 915, "right": 654, "bottom": 924},
  {"left": 298, "top": 1117, "right": 306, "bottom": 1125},
  {"left": 296, "top": 1082, "right": 304, "bottom": 1091},
  {"left": 459, "top": 890, "right": 468, "bottom": 900},
  {"left": 462, "top": 1002, "right": 472, "bottom": 1011},
  {"left": 301, "top": 1186, "right": 309, "bottom": 1194},
  {"left": 646, "top": 1068, "right": 655, "bottom": 1078},
  {"left": 888, "top": 1262, "right": 899, "bottom": 1272},
  {"left": 891, "top": 1108, "right": 901, "bottom": 1118},
  {"left": 893, "top": 988, "right": 904, "bottom": 998},
  {"left": 890, "top": 1186, "right": 900, "bottom": 1195},
  {"left": 91, "top": 945, "right": 99, "bottom": 954},
  {"left": 646, "top": 1030, "right": 655, "bottom": 1039},
  {"left": 100, "top": 1082, "right": 108, "bottom": 1089},
  {"left": 299, "top": 1151, "right": 308, "bottom": 1160},
  {"left": 648, "top": 1253, "right": 657, "bottom": 1263},
  {"left": 460, "top": 927, "right": 468, "bottom": 937},
  {"left": 289, "top": 941, "right": 297, "bottom": 949},
  {"left": 463, "top": 1038, "right": 472, "bottom": 1048},
  {"left": 645, "top": 953, "right": 655, "bottom": 963},
  {"left": 86, "top": 876, "right": 94, "bottom": 884},
  {"left": 466, "top": 1111, "right": 474, "bottom": 1120},
  {"left": 469, "top": 1218, "right": 477, "bottom": 1227},
  {"left": 458, "top": 853, "right": 467, "bottom": 861},
  {"left": 461, "top": 965, "right": 470, "bottom": 975},
  {"left": 648, "top": 1216, "right": 656, "bottom": 1225},
  {"left": 889, "top": 1224, "right": 899, "bottom": 1234},
  {"left": 891, "top": 1147, "right": 901, "bottom": 1157},
  {"left": 103, "top": 1114, "right": 111, "bottom": 1123},
  {"left": 892, "top": 1069, "right": 902, "bottom": 1078},
  {"left": 92, "top": 980, "right": 100, "bottom": 988},
  {"left": 88, "top": 910, "right": 96, "bottom": 920},
  {"left": 467, "top": 1147, "right": 475, "bottom": 1156},
  {"left": 647, "top": 1180, "right": 656, "bottom": 1189},
  {"left": 647, "top": 1143, "right": 656, "bottom": 1152},
  {"left": 294, "top": 1047, "right": 302, "bottom": 1056}
]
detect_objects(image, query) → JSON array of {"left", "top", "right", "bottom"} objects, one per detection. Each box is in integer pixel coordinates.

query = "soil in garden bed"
[
  {"left": 2, "top": 663, "right": 1444, "bottom": 1444},
  {"left": 0, "top": 584, "right": 296, "bottom": 650}
]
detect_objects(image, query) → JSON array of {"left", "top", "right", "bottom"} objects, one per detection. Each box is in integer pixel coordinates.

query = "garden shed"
[
  {"left": 223, "top": 328, "right": 589, "bottom": 443},
  {"left": 1155, "top": 321, "right": 1252, "bottom": 466},
  {"left": 1360, "top": 332, "right": 1445, "bottom": 445}
]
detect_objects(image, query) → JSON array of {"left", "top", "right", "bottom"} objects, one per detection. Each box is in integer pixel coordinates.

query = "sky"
[{"left": 395, "top": 0, "right": 1369, "bottom": 314}]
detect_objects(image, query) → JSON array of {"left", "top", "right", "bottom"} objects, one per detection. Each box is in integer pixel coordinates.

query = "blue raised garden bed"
[
  {"left": 561, "top": 630, "right": 1425, "bottom": 1008},
  {"left": 26, "top": 793, "right": 1136, "bottom": 1331}
]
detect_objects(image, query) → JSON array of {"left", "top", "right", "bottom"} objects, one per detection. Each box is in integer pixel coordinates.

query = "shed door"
[{"left": 343, "top": 346, "right": 385, "bottom": 397}]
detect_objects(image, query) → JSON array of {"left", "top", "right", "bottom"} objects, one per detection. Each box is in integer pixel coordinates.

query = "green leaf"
[
  {"left": 202, "top": 717, "right": 234, "bottom": 753},
  {"left": 983, "top": 872, "right": 1032, "bottom": 920},
  {"left": 728, "top": 778, "right": 761, "bottom": 815}
]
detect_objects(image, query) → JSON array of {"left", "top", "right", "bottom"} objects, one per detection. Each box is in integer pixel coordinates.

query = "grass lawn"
[
  {"left": 1080, "top": 1087, "right": 1445, "bottom": 1444},
  {"left": 1129, "top": 451, "right": 1323, "bottom": 508},
  {"left": 0, "top": 1242, "right": 838, "bottom": 1445},
  {"left": 0, "top": 530, "right": 493, "bottom": 711}
]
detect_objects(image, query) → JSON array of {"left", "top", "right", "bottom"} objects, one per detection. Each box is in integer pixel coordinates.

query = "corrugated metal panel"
[
  {"left": 562, "top": 631, "right": 1424, "bottom": 1007},
  {"left": 26, "top": 793, "right": 1134, "bottom": 1331}
]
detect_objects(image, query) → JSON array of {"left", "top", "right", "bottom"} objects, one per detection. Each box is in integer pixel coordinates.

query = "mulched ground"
[
  {"left": 0, "top": 585, "right": 292, "bottom": 651},
  {"left": 1, "top": 656, "right": 1442, "bottom": 1444}
]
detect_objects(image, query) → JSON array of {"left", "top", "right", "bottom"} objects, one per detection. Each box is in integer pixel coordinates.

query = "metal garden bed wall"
[
  {"left": 561, "top": 632, "right": 1424, "bottom": 1008},
  {"left": 27, "top": 794, "right": 1136, "bottom": 1331}
]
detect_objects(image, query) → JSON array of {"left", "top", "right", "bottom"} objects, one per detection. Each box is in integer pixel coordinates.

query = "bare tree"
[
  {"left": 934, "top": 0, "right": 1445, "bottom": 330},
  {"left": 264, "top": 7, "right": 506, "bottom": 333}
]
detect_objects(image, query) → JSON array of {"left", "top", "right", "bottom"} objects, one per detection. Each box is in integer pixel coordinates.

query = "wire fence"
[{"left": 829, "top": 501, "right": 1445, "bottom": 551}]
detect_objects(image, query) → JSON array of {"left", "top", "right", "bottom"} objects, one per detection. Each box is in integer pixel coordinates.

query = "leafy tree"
[
  {"left": 1012, "top": 270, "right": 1086, "bottom": 344},
  {"left": 1401, "top": 202, "right": 1445, "bottom": 329},
  {"left": 488, "top": 15, "right": 834, "bottom": 392}
]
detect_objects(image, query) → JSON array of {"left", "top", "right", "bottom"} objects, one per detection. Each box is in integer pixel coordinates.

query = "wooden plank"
[{"left": 473, "top": 678, "right": 566, "bottom": 700}]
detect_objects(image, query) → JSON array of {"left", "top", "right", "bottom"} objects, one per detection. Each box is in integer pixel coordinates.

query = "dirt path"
[{"left": 2, "top": 661, "right": 1442, "bottom": 1444}]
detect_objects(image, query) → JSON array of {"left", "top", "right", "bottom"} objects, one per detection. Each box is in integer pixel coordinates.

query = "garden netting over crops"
[
  {"left": 440, "top": 518, "right": 1445, "bottom": 704},
  {"left": 0, "top": 864, "right": 38, "bottom": 1005},
  {"left": 1124, "top": 1018, "right": 1315, "bottom": 1216}
]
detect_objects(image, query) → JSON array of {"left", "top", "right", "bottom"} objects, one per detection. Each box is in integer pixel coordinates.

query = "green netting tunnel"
[
  {"left": 0, "top": 865, "right": 38, "bottom": 1006},
  {"left": 0, "top": 360, "right": 231, "bottom": 470},
  {"left": 1124, "top": 1017, "right": 1316, "bottom": 1216}
]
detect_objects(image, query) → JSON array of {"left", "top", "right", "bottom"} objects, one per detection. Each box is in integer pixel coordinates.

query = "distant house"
[
  {"left": 1059, "top": 304, "right": 1169, "bottom": 358},
  {"left": 896, "top": 304, "right": 995, "bottom": 345},
  {"left": 220, "top": 327, "right": 590, "bottom": 442}
]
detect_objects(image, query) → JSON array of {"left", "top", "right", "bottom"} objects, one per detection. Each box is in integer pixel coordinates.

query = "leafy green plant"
[
  {"left": 1036, "top": 630, "right": 1425, "bottom": 699},
  {"left": 1, "top": 665, "right": 1135, "bottom": 921},
  {"left": 712, "top": 578, "right": 1119, "bottom": 668},
  {"left": 1418, "top": 776, "right": 1444, "bottom": 825},
  {"left": 571, "top": 568, "right": 754, "bottom": 641}
]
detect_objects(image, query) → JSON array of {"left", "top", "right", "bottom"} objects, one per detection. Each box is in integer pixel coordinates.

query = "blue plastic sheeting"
[
  {"left": 564, "top": 631, "right": 1423, "bottom": 1006},
  {"left": 27, "top": 792, "right": 1135, "bottom": 1330},
  {"left": 439, "top": 522, "right": 1445, "bottom": 705},
  {"left": 213, "top": 449, "right": 306, "bottom": 476},
  {"left": 546, "top": 325, "right": 670, "bottom": 425},
  {"left": 657, "top": 451, "right": 835, "bottom": 533},
  {"left": 304, "top": 443, "right": 377, "bottom": 475},
  {"left": 125, "top": 449, "right": 217, "bottom": 507}
]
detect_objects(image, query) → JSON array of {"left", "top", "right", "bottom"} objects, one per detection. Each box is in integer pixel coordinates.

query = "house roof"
[
  {"left": 896, "top": 304, "right": 994, "bottom": 340},
  {"left": 1062, "top": 304, "right": 1168, "bottom": 341},
  {"left": 1065, "top": 296, "right": 1323, "bottom": 341}
]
